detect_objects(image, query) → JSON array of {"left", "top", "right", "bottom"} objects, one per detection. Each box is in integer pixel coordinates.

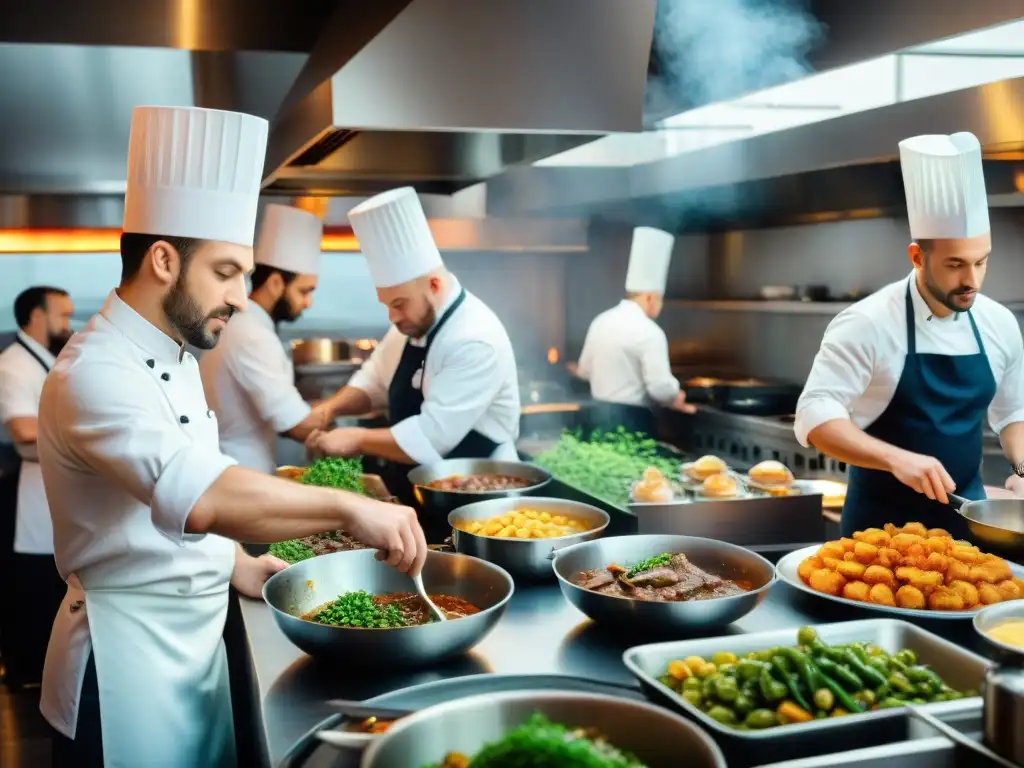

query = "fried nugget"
[
  {"left": 877, "top": 548, "right": 902, "bottom": 569},
  {"left": 895, "top": 584, "right": 926, "bottom": 610},
  {"left": 926, "top": 528, "right": 951, "bottom": 539},
  {"left": 823, "top": 556, "right": 843, "bottom": 571},
  {"left": 797, "top": 556, "right": 823, "bottom": 583},
  {"left": 969, "top": 563, "right": 1010, "bottom": 584},
  {"left": 978, "top": 583, "right": 1003, "bottom": 605},
  {"left": 996, "top": 580, "right": 1022, "bottom": 601},
  {"left": 809, "top": 569, "right": 846, "bottom": 597},
  {"left": 843, "top": 581, "right": 870, "bottom": 602},
  {"left": 895, "top": 566, "right": 944, "bottom": 593},
  {"left": 925, "top": 536, "right": 952, "bottom": 555},
  {"left": 854, "top": 541, "right": 880, "bottom": 564},
  {"left": 863, "top": 565, "right": 896, "bottom": 588},
  {"left": 837, "top": 560, "right": 867, "bottom": 580},
  {"left": 928, "top": 587, "right": 965, "bottom": 611},
  {"left": 892, "top": 533, "right": 926, "bottom": 554},
  {"left": 883, "top": 523, "right": 901, "bottom": 536},
  {"left": 840, "top": 537, "right": 857, "bottom": 552},
  {"left": 951, "top": 546, "right": 982, "bottom": 564},
  {"left": 948, "top": 580, "right": 980, "bottom": 608},
  {"left": 947, "top": 559, "right": 971, "bottom": 583},
  {"left": 869, "top": 583, "right": 896, "bottom": 606},
  {"left": 853, "top": 528, "right": 891, "bottom": 548},
  {"left": 817, "top": 541, "right": 845, "bottom": 560},
  {"left": 901, "top": 522, "right": 928, "bottom": 537}
]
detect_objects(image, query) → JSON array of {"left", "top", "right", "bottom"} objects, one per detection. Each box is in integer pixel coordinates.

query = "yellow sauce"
[{"left": 987, "top": 619, "right": 1024, "bottom": 648}]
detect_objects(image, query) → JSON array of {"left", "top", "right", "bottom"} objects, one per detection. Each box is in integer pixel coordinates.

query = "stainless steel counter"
[{"left": 236, "top": 578, "right": 992, "bottom": 767}]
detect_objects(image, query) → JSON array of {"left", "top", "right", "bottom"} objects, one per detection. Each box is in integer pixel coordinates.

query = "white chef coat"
[
  {"left": 348, "top": 278, "right": 521, "bottom": 465},
  {"left": 577, "top": 300, "right": 680, "bottom": 406},
  {"left": 200, "top": 302, "right": 311, "bottom": 473},
  {"left": 0, "top": 331, "right": 56, "bottom": 554},
  {"left": 796, "top": 272, "right": 1024, "bottom": 447},
  {"left": 37, "top": 290, "right": 238, "bottom": 767}
]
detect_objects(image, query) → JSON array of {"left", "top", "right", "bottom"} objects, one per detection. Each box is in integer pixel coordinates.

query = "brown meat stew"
[
  {"left": 301, "top": 591, "right": 481, "bottom": 628},
  {"left": 425, "top": 474, "right": 533, "bottom": 492},
  {"left": 575, "top": 553, "right": 753, "bottom": 602}
]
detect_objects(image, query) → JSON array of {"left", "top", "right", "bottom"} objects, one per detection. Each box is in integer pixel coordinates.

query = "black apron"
[
  {"left": 381, "top": 290, "right": 500, "bottom": 541},
  {"left": 842, "top": 279, "right": 997, "bottom": 539}
]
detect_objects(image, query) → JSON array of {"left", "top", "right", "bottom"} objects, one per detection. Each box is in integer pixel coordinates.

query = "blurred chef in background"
[
  {"left": 796, "top": 132, "right": 1024, "bottom": 538},
  {"left": 306, "top": 187, "right": 520, "bottom": 492},
  {"left": 201, "top": 203, "right": 335, "bottom": 473},
  {"left": 0, "top": 285, "right": 73, "bottom": 689},
  {"left": 577, "top": 226, "right": 693, "bottom": 412}
]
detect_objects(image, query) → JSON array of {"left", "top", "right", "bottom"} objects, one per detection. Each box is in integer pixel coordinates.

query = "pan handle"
[{"left": 947, "top": 493, "right": 969, "bottom": 511}]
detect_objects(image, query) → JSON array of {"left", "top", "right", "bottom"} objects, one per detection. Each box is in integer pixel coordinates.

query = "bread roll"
[
  {"left": 687, "top": 455, "right": 728, "bottom": 481},
  {"left": 702, "top": 473, "right": 738, "bottom": 499},
  {"left": 748, "top": 460, "right": 793, "bottom": 487}
]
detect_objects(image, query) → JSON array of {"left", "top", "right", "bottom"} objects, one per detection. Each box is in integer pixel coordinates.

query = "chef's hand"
[
  {"left": 891, "top": 450, "right": 955, "bottom": 504},
  {"left": 672, "top": 391, "right": 697, "bottom": 415},
  {"left": 306, "top": 427, "right": 364, "bottom": 459},
  {"left": 343, "top": 497, "right": 427, "bottom": 577},
  {"left": 1005, "top": 474, "right": 1024, "bottom": 498},
  {"left": 231, "top": 552, "right": 289, "bottom": 599},
  {"left": 308, "top": 402, "right": 336, "bottom": 432}
]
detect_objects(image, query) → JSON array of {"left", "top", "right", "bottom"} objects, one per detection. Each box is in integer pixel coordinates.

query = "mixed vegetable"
[
  {"left": 423, "top": 712, "right": 649, "bottom": 768},
  {"left": 310, "top": 590, "right": 407, "bottom": 628},
  {"left": 657, "top": 626, "right": 974, "bottom": 730},
  {"left": 534, "top": 428, "right": 680, "bottom": 509}
]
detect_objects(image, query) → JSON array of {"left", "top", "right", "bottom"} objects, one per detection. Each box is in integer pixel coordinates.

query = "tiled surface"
[{"left": 0, "top": 682, "right": 51, "bottom": 768}]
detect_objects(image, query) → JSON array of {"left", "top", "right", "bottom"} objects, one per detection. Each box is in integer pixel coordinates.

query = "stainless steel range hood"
[
  {"left": 487, "top": 75, "right": 1024, "bottom": 231},
  {"left": 263, "top": 0, "right": 656, "bottom": 197}
]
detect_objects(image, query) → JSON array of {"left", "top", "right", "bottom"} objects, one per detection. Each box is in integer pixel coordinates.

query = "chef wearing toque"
[
  {"left": 201, "top": 203, "right": 335, "bottom": 473},
  {"left": 306, "top": 187, "right": 520, "bottom": 491},
  {"left": 578, "top": 226, "right": 691, "bottom": 411},
  {"left": 796, "top": 132, "right": 1024, "bottom": 538},
  {"left": 38, "top": 106, "right": 425, "bottom": 768}
]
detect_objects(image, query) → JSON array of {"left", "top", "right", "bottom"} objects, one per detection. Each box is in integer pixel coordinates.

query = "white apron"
[{"left": 42, "top": 388, "right": 237, "bottom": 768}]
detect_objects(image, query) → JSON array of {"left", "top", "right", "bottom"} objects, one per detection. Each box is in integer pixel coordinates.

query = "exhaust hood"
[
  {"left": 486, "top": 75, "right": 1024, "bottom": 232},
  {"left": 263, "top": 0, "right": 657, "bottom": 196}
]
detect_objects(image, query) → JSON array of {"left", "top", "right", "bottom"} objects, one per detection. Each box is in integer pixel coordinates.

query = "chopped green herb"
[
  {"left": 312, "top": 590, "right": 406, "bottom": 628},
  {"left": 300, "top": 456, "right": 365, "bottom": 494},
  {"left": 626, "top": 553, "right": 672, "bottom": 579},
  {"left": 268, "top": 539, "right": 315, "bottom": 564}
]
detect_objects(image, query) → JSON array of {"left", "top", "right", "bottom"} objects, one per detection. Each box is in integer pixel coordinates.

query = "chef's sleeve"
[
  {"left": 577, "top": 328, "right": 594, "bottom": 381},
  {"left": 795, "top": 310, "right": 877, "bottom": 447},
  {"left": 347, "top": 328, "right": 401, "bottom": 410},
  {"left": 390, "top": 340, "right": 502, "bottom": 465},
  {"left": 988, "top": 313, "right": 1024, "bottom": 434},
  {"left": 0, "top": 364, "right": 38, "bottom": 423},
  {"left": 56, "top": 361, "right": 236, "bottom": 544},
  {"left": 639, "top": 327, "right": 680, "bottom": 405},
  {"left": 223, "top": 327, "right": 310, "bottom": 432}
]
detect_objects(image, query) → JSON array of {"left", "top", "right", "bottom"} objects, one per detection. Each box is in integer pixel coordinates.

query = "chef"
[
  {"left": 796, "top": 132, "right": 1024, "bottom": 538},
  {"left": 577, "top": 226, "right": 692, "bottom": 411},
  {"left": 306, "top": 187, "right": 520, "bottom": 484},
  {"left": 0, "top": 285, "right": 73, "bottom": 688},
  {"left": 200, "top": 203, "right": 335, "bottom": 473},
  {"left": 37, "top": 105, "right": 426, "bottom": 768}
]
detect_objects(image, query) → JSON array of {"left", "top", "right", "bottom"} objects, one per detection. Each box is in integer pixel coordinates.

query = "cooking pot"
[{"left": 290, "top": 338, "right": 351, "bottom": 366}]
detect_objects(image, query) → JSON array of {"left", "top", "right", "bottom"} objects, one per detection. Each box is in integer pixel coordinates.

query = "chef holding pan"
[
  {"left": 306, "top": 187, "right": 520, "bottom": 492},
  {"left": 796, "top": 132, "right": 1024, "bottom": 538},
  {"left": 577, "top": 226, "right": 693, "bottom": 412},
  {"left": 37, "top": 105, "right": 425, "bottom": 768},
  {"left": 200, "top": 202, "right": 335, "bottom": 473}
]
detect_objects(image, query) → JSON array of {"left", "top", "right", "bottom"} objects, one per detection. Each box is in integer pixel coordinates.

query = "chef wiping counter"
[
  {"left": 796, "top": 131, "right": 1024, "bottom": 539},
  {"left": 306, "top": 187, "right": 521, "bottom": 483},
  {"left": 36, "top": 105, "right": 427, "bottom": 768},
  {"left": 577, "top": 226, "right": 693, "bottom": 412},
  {"left": 200, "top": 203, "right": 335, "bottom": 473}
]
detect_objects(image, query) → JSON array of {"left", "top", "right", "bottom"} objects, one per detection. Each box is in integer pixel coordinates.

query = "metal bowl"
[
  {"left": 360, "top": 689, "right": 727, "bottom": 768},
  {"left": 551, "top": 534, "right": 775, "bottom": 632},
  {"left": 974, "top": 600, "right": 1024, "bottom": 665},
  {"left": 408, "top": 458, "right": 552, "bottom": 527},
  {"left": 262, "top": 549, "right": 513, "bottom": 667},
  {"left": 448, "top": 497, "right": 610, "bottom": 581}
]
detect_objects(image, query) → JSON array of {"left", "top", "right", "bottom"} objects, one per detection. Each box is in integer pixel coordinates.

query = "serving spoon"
[{"left": 412, "top": 571, "right": 447, "bottom": 622}]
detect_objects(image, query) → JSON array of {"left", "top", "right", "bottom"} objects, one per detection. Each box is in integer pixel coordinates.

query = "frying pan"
[{"left": 949, "top": 493, "right": 1024, "bottom": 557}]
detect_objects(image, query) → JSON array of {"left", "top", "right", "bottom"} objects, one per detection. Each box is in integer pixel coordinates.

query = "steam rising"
[{"left": 648, "top": 0, "right": 825, "bottom": 113}]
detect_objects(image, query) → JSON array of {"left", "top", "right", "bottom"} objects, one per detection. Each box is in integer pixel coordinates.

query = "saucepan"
[{"left": 948, "top": 493, "right": 1024, "bottom": 558}]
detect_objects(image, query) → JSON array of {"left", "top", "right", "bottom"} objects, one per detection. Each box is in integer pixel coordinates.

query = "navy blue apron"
[{"left": 842, "top": 278, "right": 996, "bottom": 539}]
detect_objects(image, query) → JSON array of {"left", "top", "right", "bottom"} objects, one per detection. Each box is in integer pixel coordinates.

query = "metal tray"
[
  {"left": 622, "top": 619, "right": 988, "bottom": 767},
  {"left": 777, "top": 545, "right": 1024, "bottom": 620},
  {"left": 280, "top": 673, "right": 649, "bottom": 768}
]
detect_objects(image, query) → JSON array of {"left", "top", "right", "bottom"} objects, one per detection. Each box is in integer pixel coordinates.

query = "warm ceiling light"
[
  {"left": 547, "top": 347, "right": 560, "bottom": 364},
  {"left": 0, "top": 228, "right": 362, "bottom": 254}
]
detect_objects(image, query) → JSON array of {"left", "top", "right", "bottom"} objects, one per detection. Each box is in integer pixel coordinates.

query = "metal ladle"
[{"left": 412, "top": 571, "right": 447, "bottom": 623}]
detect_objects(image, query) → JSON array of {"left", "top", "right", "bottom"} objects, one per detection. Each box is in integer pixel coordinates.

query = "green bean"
[
  {"left": 745, "top": 709, "right": 778, "bottom": 729},
  {"left": 707, "top": 706, "right": 738, "bottom": 725},
  {"left": 777, "top": 647, "right": 820, "bottom": 696},
  {"left": 843, "top": 649, "right": 889, "bottom": 688},
  {"left": 734, "top": 693, "right": 755, "bottom": 717},
  {"left": 815, "top": 656, "right": 864, "bottom": 691},
  {"left": 772, "top": 658, "right": 811, "bottom": 711},
  {"left": 877, "top": 697, "right": 905, "bottom": 709},
  {"left": 888, "top": 672, "right": 915, "bottom": 695},
  {"left": 759, "top": 667, "right": 787, "bottom": 704},
  {"left": 895, "top": 649, "right": 918, "bottom": 667},
  {"left": 714, "top": 676, "right": 740, "bottom": 703},
  {"left": 738, "top": 660, "right": 768, "bottom": 682},
  {"left": 813, "top": 668, "right": 864, "bottom": 713}
]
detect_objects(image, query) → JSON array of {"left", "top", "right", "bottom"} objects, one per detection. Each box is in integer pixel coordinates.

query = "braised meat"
[
  {"left": 575, "top": 553, "right": 752, "bottom": 602},
  {"left": 299, "top": 531, "right": 368, "bottom": 555},
  {"left": 426, "top": 474, "right": 533, "bottom": 492}
]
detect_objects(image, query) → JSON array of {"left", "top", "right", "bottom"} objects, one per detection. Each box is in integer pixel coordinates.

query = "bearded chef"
[
  {"left": 200, "top": 203, "right": 334, "bottom": 473},
  {"left": 0, "top": 285, "right": 73, "bottom": 689},
  {"left": 577, "top": 227, "right": 692, "bottom": 412},
  {"left": 37, "top": 106, "right": 426, "bottom": 768},
  {"left": 306, "top": 187, "right": 520, "bottom": 494},
  {"left": 796, "top": 132, "right": 1024, "bottom": 538}
]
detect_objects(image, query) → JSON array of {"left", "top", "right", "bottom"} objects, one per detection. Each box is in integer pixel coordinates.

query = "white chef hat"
[
  {"left": 348, "top": 187, "right": 443, "bottom": 288},
  {"left": 122, "top": 106, "right": 269, "bottom": 246},
  {"left": 625, "top": 227, "right": 675, "bottom": 294},
  {"left": 899, "top": 132, "right": 990, "bottom": 240},
  {"left": 254, "top": 204, "right": 323, "bottom": 275}
]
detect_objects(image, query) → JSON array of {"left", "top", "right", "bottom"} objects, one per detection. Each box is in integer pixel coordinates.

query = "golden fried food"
[
  {"left": 799, "top": 522, "right": 1022, "bottom": 612},
  {"left": 843, "top": 581, "right": 870, "bottom": 602},
  {"left": 896, "top": 584, "right": 926, "bottom": 609},
  {"left": 809, "top": 569, "right": 846, "bottom": 596},
  {"left": 458, "top": 508, "right": 591, "bottom": 539}
]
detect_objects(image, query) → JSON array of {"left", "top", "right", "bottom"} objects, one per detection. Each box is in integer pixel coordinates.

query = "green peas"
[
  {"left": 717, "top": 663, "right": 737, "bottom": 677},
  {"left": 714, "top": 676, "right": 740, "bottom": 703},
  {"left": 712, "top": 651, "right": 738, "bottom": 666},
  {"left": 745, "top": 709, "right": 778, "bottom": 729},
  {"left": 738, "top": 660, "right": 767, "bottom": 682},
  {"left": 707, "top": 706, "right": 738, "bottom": 725},
  {"left": 853, "top": 690, "right": 876, "bottom": 708},
  {"left": 682, "top": 677, "right": 703, "bottom": 693},
  {"left": 877, "top": 697, "right": 905, "bottom": 709},
  {"left": 311, "top": 591, "right": 406, "bottom": 628},
  {"left": 682, "top": 689, "right": 703, "bottom": 708},
  {"left": 797, "top": 626, "right": 819, "bottom": 647},
  {"left": 734, "top": 693, "right": 755, "bottom": 717},
  {"left": 895, "top": 649, "right": 918, "bottom": 667},
  {"left": 813, "top": 688, "right": 835, "bottom": 711},
  {"left": 888, "top": 672, "right": 915, "bottom": 695}
]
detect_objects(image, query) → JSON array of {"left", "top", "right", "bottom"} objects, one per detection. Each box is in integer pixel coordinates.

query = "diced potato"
[
  {"left": 466, "top": 522, "right": 483, "bottom": 534},
  {"left": 539, "top": 512, "right": 552, "bottom": 522},
  {"left": 524, "top": 509, "right": 539, "bottom": 519},
  {"left": 499, "top": 515, "right": 513, "bottom": 526},
  {"left": 515, "top": 527, "right": 531, "bottom": 539},
  {"left": 513, "top": 515, "right": 528, "bottom": 528},
  {"left": 552, "top": 515, "right": 568, "bottom": 526},
  {"left": 498, "top": 525, "right": 517, "bottom": 538},
  {"left": 481, "top": 523, "right": 503, "bottom": 536}
]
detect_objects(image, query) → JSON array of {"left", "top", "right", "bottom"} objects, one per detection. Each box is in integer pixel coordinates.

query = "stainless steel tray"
[
  {"left": 622, "top": 619, "right": 988, "bottom": 767},
  {"left": 777, "top": 545, "right": 1024, "bottom": 620},
  {"left": 280, "top": 673, "right": 648, "bottom": 768}
]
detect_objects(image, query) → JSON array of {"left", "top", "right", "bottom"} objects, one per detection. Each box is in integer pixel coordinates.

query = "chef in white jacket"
[
  {"left": 578, "top": 226, "right": 691, "bottom": 411},
  {"left": 306, "top": 188, "right": 520, "bottom": 507},
  {"left": 38, "top": 106, "right": 425, "bottom": 768},
  {"left": 201, "top": 203, "right": 334, "bottom": 473}
]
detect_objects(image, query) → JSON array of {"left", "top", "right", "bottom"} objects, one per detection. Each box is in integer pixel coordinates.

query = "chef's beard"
[
  {"left": 271, "top": 295, "right": 300, "bottom": 324},
  {"left": 924, "top": 267, "right": 976, "bottom": 314},
  {"left": 163, "top": 277, "right": 234, "bottom": 350},
  {"left": 397, "top": 303, "right": 437, "bottom": 339},
  {"left": 47, "top": 331, "right": 72, "bottom": 357}
]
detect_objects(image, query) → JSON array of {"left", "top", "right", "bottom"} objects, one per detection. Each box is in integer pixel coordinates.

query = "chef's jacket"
[
  {"left": 347, "top": 278, "right": 521, "bottom": 465},
  {"left": 0, "top": 331, "right": 56, "bottom": 554},
  {"left": 200, "top": 303, "right": 311, "bottom": 473},
  {"left": 796, "top": 272, "right": 1024, "bottom": 447},
  {"left": 577, "top": 300, "right": 681, "bottom": 406}
]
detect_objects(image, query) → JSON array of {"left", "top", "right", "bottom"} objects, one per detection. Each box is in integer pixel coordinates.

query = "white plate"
[{"left": 776, "top": 544, "right": 1024, "bottom": 620}]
